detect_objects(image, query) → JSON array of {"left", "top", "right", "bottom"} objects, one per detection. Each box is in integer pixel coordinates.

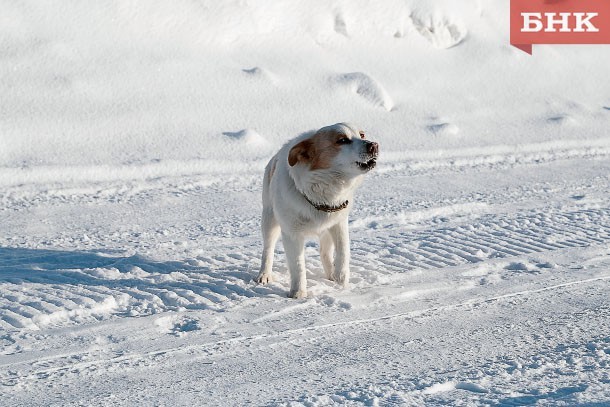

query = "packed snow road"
[{"left": 1, "top": 150, "right": 609, "bottom": 405}]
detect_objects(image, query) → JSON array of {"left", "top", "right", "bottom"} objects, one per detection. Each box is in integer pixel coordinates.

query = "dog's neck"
[
  {"left": 301, "top": 192, "right": 349, "bottom": 213},
  {"left": 291, "top": 168, "right": 361, "bottom": 213}
]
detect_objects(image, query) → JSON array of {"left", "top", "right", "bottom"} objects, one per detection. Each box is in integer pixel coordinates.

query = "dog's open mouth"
[{"left": 356, "top": 158, "right": 377, "bottom": 171}]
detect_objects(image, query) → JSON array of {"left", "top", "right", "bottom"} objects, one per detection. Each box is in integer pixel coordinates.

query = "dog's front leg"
[
  {"left": 320, "top": 230, "right": 335, "bottom": 280},
  {"left": 329, "top": 220, "right": 350, "bottom": 287},
  {"left": 282, "top": 232, "right": 307, "bottom": 299}
]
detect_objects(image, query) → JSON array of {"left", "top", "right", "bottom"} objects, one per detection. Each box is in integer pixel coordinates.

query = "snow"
[{"left": 1, "top": 0, "right": 610, "bottom": 405}]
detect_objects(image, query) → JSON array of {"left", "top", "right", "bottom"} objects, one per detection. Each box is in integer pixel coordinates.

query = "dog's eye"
[
  {"left": 337, "top": 137, "right": 352, "bottom": 144},
  {"left": 359, "top": 132, "right": 365, "bottom": 139}
]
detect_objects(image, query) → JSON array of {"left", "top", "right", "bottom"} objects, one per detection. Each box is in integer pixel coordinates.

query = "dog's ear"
[{"left": 288, "top": 139, "right": 314, "bottom": 167}]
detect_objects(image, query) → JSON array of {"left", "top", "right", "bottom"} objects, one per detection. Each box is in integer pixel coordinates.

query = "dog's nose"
[{"left": 367, "top": 141, "right": 379, "bottom": 155}]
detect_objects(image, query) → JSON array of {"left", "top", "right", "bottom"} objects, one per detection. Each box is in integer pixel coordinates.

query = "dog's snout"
[{"left": 367, "top": 141, "right": 379, "bottom": 155}]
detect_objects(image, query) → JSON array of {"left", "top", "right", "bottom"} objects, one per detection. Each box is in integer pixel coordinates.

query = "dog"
[{"left": 256, "top": 123, "right": 379, "bottom": 298}]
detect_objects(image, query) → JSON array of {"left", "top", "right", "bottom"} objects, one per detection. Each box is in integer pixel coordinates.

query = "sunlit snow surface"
[{"left": 1, "top": 1, "right": 610, "bottom": 405}]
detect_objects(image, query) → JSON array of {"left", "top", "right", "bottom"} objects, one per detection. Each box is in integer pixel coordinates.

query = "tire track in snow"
[
  {"left": 357, "top": 207, "right": 610, "bottom": 277},
  {"left": 1, "top": 207, "right": 610, "bottom": 331}
]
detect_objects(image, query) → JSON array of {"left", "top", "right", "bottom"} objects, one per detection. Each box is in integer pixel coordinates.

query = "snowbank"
[{"left": 1, "top": 0, "right": 608, "bottom": 180}]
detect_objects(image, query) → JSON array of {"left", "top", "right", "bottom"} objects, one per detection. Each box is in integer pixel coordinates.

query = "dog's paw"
[
  {"left": 330, "top": 273, "right": 350, "bottom": 288},
  {"left": 255, "top": 273, "right": 273, "bottom": 284},
  {"left": 288, "top": 289, "right": 308, "bottom": 299}
]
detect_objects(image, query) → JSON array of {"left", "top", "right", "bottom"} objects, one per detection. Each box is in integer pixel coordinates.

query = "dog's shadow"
[{"left": 0, "top": 247, "right": 287, "bottom": 320}]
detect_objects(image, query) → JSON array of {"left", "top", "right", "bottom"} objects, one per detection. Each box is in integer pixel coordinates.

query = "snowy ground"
[{"left": 1, "top": 1, "right": 610, "bottom": 406}]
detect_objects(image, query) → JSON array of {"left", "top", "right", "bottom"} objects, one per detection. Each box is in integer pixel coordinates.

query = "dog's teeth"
[{"left": 355, "top": 157, "right": 377, "bottom": 171}]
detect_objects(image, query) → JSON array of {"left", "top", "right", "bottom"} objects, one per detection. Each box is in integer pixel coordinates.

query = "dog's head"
[{"left": 288, "top": 123, "right": 379, "bottom": 176}]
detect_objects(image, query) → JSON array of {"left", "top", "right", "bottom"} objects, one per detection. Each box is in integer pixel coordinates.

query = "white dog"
[{"left": 256, "top": 123, "right": 379, "bottom": 298}]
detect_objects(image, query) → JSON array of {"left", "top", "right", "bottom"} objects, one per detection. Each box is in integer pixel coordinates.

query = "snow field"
[{"left": 2, "top": 0, "right": 609, "bottom": 169}]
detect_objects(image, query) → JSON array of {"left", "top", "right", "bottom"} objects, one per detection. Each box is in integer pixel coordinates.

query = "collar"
[{"left": 302, "top": 193, "right": 349, "bottom": 213}]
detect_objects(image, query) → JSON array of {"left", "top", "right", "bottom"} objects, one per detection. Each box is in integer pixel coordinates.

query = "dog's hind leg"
[
  {"left": 320, "top": 230, "right": 335, "bottom": 280},
  {"left": 256, "top": 207, "right": 280, "bottom": 284}
]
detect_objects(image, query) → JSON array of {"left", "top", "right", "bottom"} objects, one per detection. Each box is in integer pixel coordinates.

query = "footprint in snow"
[
  {"left": 223, "top": 129, "right": 270, "bottom": 147},
  {"left": 155, "top": 315, "right": 201, "bottom": 337},
  {"left": 410, "top": 14, "right": 467, "bottom": 49},
  {"left": 505, "top": 260, "right": 555, "bottom": 274},
  {"left": 333, "top": 72, "right": 394, "bottom": 111},
  {"left": 242, "top": 67, "right": 263, "bottom": 75},
  {"left": 171, "top": 317, "right": 201, "bottom": 337},
  {"left": 334, "top": 13, "right": 348, "bottom": 37},
  {"left": 547, "top": 114, "right": 576, "bottom": 126},
  {"left": 242, "top": 66, "right": 277, "bottom": 84},
  {"left": 428, "top": 122, "right": 460, "bottom": 136},
  {"left": 422, "top": 381, "right": 488, "bottom": 395}
]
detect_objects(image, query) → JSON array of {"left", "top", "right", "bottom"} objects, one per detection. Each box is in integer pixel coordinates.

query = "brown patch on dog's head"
[
  {"left": 308, "top": 128, "right": 344, "bottom": 170},
  {"left": 288, "top": 124, "right": 360, "bottom": 170}
]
